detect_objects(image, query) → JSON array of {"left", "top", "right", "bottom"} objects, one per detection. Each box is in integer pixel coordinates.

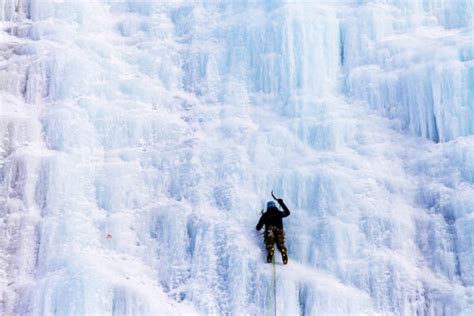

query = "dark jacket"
[{"left": 256, "top": 201, "right": 290, "bottom": 231}]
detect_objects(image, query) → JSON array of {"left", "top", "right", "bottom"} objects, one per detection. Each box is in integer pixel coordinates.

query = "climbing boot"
[
  {"left": 281, "top": 249, "right": 288, "bottom": 264},
  {"left": 267, "top": 250, "right": 274, "bottom": 263}
]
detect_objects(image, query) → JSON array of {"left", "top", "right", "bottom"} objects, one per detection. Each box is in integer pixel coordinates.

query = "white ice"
[{"left": 1, "top": 0, "right": 473, "bottom": 315}]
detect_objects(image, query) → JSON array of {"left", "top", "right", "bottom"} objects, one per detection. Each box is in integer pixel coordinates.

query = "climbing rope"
[
  {"left": 273, "top": 256, "right": 277, "bottom": 316},
  {"left": 270, "top": 255, "right": 277, "bottom": 316}
]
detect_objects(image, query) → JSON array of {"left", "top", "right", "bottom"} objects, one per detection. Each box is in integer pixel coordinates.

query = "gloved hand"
[{"left": 277, "top": 198, "right": 284, "bottom": 205}]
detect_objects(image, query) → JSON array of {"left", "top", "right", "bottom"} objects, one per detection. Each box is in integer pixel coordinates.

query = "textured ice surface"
[{"left": 1, "top": 0, "right": 473, "bottom": 315}]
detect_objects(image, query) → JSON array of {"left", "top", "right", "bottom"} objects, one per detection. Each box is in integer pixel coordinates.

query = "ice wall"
[
  {"left": 1, "top": 0, "right": 473, "bottom": 315},
  {"left": 344, "top": 0, "right": 474, "bottom": 142}
]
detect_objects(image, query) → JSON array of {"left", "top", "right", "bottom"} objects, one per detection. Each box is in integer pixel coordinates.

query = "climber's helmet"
[{"left": 266, "top": 201, "right": 277, "bottom": 210}]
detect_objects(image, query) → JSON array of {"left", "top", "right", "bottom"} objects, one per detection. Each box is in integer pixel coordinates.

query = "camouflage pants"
[{"left": 264, "top": 226, "right": 287, "bottom": 254}]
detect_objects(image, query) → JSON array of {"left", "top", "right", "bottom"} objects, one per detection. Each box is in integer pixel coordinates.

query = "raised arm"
[{"left": 277, "top": 199, "right": 290, "bottom": 217}]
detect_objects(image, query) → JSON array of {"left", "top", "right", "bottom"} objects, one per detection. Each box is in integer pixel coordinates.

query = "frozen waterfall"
[{"left": 1, "top": 0, "right": 473, "bottom": 315}]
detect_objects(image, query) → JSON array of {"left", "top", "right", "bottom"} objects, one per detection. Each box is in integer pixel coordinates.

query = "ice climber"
[{"left": 256, "top": 197, "right": 290, "bottom": 264}]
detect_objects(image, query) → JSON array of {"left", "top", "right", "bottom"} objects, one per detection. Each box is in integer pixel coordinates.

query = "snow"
[{"left": 1, "top": 0, "right": 473, "bottom": 315}]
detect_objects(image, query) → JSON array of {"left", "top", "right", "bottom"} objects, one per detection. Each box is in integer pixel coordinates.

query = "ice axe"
[
  {"left": 271, "top": 190, "right": 278, "bottom": 200},
  {"left": 271, "top": 190, "right": 282, "bottom": 203},
  {"left": 260, "top": 191, "right": 280, "bottom": 214}
]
